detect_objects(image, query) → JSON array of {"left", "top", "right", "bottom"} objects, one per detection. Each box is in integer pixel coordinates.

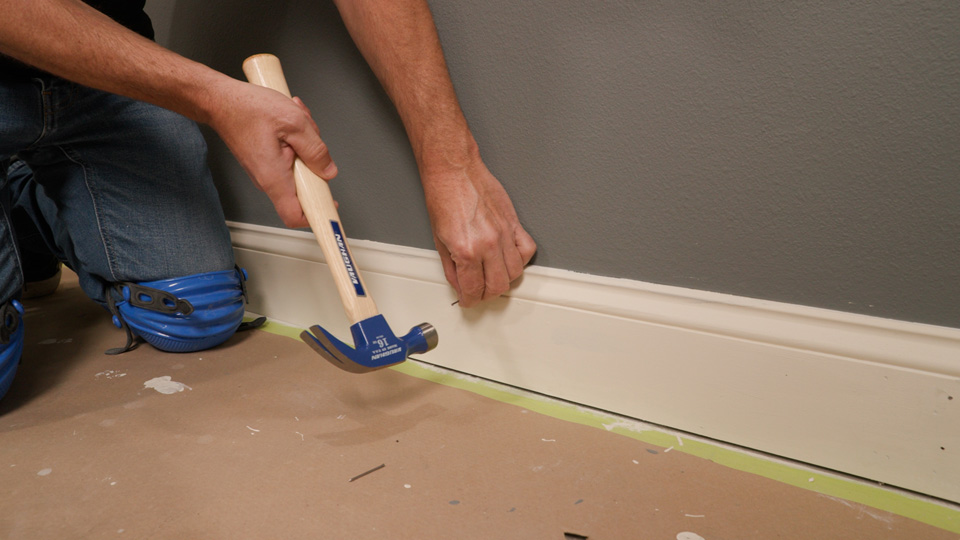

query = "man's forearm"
[
  {"left": 332, "top": 0, "right": 480, "bottom": 179},
  {"left": 334, "top": 0, "right": 537, "bottom": 307},
  {"left": 0, "top": 0, "right": 227, "bottom": 124},
  {"left": 1, "top": 0, "right": 337, "bottom": 229}
]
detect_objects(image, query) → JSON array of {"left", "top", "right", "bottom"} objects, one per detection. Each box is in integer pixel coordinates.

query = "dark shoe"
[{"left": 21, "top": 254, "right": 61, "bottom": 299}]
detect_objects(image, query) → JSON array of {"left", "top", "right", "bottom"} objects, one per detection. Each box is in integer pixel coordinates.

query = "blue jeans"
[{"left": 0, "top": 75, "right": 235, "bottom": 307}]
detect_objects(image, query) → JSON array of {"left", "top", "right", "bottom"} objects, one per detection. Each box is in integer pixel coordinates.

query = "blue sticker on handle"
[{"left": 330, "top": 220, "right": 366, "bottom": 297}]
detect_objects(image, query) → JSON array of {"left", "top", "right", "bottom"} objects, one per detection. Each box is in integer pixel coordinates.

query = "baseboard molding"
[{"left": 228, "top": 221, "right": 960, "bottom": 503}]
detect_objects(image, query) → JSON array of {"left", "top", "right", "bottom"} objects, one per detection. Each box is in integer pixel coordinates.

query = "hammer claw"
[
  {"left": 301, "top": 325, "right": 393, "bottom": 374},
  {"left": 299, "top": 329, "right": 342, "bottom": 364}
]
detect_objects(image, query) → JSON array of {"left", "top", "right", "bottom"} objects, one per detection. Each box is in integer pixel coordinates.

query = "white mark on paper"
[
  {"left": 143, "top": 376, "right": 191, "bottom": 394},
  {"left": 531, "top": 465, "right": 544, "bottom": 472},
  {"left": 295, "top": 417, "right": 300, "bottom": 422},
  {"left": 664, "top": 446, "right": 674, "bottom": 453},
  {"left": 95, "top": 370, "right": 127, "bottom": 380},
  {"left": 337, "top": 414, "right": 346, "bottom": 420},
  {"left": 818, "top": 494, "right": 896, "bottom": 525},
  {"left": 404, "top": 484, "right": 412, "bottom": 489},
  {"left": 295, "top": 431, "right": 304, "bottom": 441},
  {"left": 632, "top": 460, "right": 639, "bottom": 464},
  {"left": 685, "top": 514, "right": 705, "bottom": 518},
  {"left": 541, "top": 438, "right": 556, "bottom": 442},
  {"left": 602, "top": 420, "right": 647, "bottom": 434},
  {"left": 677, "top": 533, "right": 705, "bottom": 540},
  {"left": 37, "top": 468, "right": 52, "bottom": 476},
  {"left": 247, "top": 426, "right": 260, "bottom": 434}
]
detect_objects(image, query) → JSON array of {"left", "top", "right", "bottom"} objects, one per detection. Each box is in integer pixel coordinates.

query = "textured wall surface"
[{"left": 148, "top": 1, "right": 960, "bottom": 328}]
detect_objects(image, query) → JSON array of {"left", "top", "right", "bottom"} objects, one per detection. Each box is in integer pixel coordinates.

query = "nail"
[
  {"left": 322, "top": 162, "right": 338, "bottom": 179},
  {"left": 349, "top": 463, "right": 385, "bottom": 482}
]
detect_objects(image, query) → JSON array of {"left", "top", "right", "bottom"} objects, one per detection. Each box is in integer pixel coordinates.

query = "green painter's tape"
[
  {"left": 251, "top": 318, "right": 303, "bottom": 340},
  {"left": 255, "top": 319, "right": 960, "bottom": 534}
]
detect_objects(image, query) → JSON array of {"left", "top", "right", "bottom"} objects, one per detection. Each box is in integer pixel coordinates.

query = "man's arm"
[
  {"left": 0, "top": 0, "right": 334, "bottom": 228},
  {"left": 332, "top": 0, "right": 537, "bottom": 307}
]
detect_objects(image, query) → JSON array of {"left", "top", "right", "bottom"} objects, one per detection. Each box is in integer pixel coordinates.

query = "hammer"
[{"left": 242, "top": 54, "right": 438, "bottom": 373}]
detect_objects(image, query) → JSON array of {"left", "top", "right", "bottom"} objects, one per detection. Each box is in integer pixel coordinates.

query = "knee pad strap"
[
  {"left": 0, "top": 300, "right": 25, "bottom": 401},
  {"left": 108, "top": 268, "right": 250, "bottom": 354}
]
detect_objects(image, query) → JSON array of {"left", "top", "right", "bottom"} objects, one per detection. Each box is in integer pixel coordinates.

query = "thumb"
[
  {"left": 285, "top": 97, "right": 337, "bottom": 180},
  {"left": 287, "top": 130, "right": 338, "bottom": 181}
]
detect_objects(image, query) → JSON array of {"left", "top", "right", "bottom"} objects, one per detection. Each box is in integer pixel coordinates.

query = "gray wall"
[{"left": 147, "top": 1, "right": 960, "bottom": 329}]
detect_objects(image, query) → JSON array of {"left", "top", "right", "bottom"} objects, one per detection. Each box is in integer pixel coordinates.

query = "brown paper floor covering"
[{"left": 0, "top": 271, "right": 951, "bottom": 539}]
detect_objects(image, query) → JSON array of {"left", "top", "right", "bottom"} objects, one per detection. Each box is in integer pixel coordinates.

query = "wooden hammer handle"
[{"left": 243, "top": 53, "right": 379, "bottom": 324}]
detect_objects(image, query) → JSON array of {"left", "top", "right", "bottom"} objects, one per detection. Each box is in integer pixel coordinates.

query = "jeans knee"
[{"left": 109, "top": 268, "right": 249, "bottom": 353}]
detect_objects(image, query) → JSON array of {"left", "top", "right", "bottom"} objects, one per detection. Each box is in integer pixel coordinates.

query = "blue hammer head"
[{"left": 300, "top": 315, "right": 438, "bottom": 373}]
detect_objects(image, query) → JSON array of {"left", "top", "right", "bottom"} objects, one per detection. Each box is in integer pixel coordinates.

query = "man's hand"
[
  {"left": 208, "top": 82, "right": 337, "bottom": 228},
  {"left": 0, "top": 0, "right": 336, "bottom": 230},
  {"left": 424, "top": 159, "right": 536, "bottom": 307},
  {"left": 333, "top": 0, "right": 537, "bottom": 306}
]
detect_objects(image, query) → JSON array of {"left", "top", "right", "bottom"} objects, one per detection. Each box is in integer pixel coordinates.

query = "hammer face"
[{"left": 300, "top": 315, "right": 437, "bottom": 374}]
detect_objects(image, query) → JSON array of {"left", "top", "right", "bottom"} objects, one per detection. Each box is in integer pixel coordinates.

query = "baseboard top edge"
[{"left": 227, "top": 221, "right": 960, "bottom": 375}]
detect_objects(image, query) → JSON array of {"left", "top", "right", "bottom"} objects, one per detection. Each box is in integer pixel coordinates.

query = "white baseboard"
[{"left": 228, "top": 221, "right": 960, "bottom": 503}]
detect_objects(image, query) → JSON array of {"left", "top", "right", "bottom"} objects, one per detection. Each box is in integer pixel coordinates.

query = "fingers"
[
  {"left": 437, "top": 235, "right": 483, "bottom": 308},
  {"left": 298, "top": 135, "right": 338, "bottom": 180},
  {"left": 258, "top": 94, "right": 335, "bottom": 227},
  {"left": 483, "top": 236, "right": 514, "bottom": 300},
  {"left": 443, "top": 225, "right": 535, "bottom": 308},
  {"left": 454, "top": 254, "right": 484, "bottom": 308},
  {"left": 259, "top": 170, "right": 306, "bottom": 228},
  {"left": 291, "top": 97, "right": 317, "bottom": 132},
  {"left": 502, "top": 233, "right": 527, "bottom": 283},
  {"left": 284, "top": 102, "right": 338, "bottom": 181},
  {"left": 514, "top": 227, "right": 538, "bottom": 266},
  {"left": 273, "top": 197, "right": 308, "bottom": 229},
  {"left": 435, "top": 237, "right": 461, "bottom": 300}
]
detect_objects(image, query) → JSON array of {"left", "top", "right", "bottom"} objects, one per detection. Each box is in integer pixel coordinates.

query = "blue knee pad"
[
  {"left": 0, "top": 300, "right": 25, "bottom": 401},
  {"left": 110, "top": 268, "right": 249, "bottom": 353}
]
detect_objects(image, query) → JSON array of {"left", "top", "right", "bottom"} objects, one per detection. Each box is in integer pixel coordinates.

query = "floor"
[{"left": 0, "top": 271, "right": 956, "bottom": 539}]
